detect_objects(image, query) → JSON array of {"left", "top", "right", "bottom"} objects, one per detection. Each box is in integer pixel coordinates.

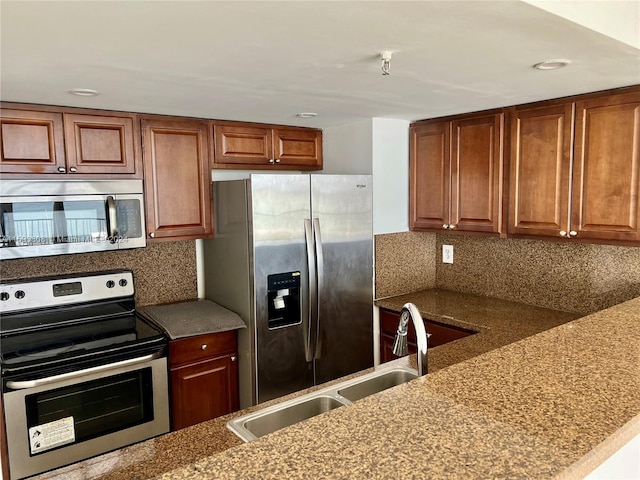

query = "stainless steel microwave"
[{"left": 0, "top": 180, "right": 146, "bottom": 260}]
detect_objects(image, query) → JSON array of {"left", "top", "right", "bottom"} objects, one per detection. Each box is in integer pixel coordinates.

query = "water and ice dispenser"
[{"left": 267, "top": 272, "right": 301, "bottom": 329}]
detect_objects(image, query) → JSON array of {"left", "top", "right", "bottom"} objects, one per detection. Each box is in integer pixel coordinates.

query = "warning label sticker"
[{"left": 29, "top": 416, "right": 75, "bottom": 455}]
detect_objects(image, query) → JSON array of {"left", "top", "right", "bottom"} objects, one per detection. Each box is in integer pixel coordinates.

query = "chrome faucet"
[{"left": 392, "top": 303, "right": 430, "bottom": 376}]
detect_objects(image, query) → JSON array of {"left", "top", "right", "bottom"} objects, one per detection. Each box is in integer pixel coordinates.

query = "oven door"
[
  {"left": 0, "top": 193, "right": 146, "bottom": 260},
  {"left": 3, "top": 354, "right": 169, "bottom": 480}
]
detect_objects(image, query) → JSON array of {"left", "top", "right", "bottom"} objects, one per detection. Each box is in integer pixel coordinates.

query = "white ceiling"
[{"left": 1, "top": 1, "right": 639, "bottom": 128}]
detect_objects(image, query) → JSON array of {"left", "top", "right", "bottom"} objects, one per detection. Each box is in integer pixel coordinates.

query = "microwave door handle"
[
  {"left": 5, "top": 352, "right": 161, "bottom": 390},
  {"left": 106, "top": 195, "right": 118, "bottom": 243}
]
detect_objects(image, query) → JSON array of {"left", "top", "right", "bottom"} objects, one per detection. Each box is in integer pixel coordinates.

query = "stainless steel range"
[{"left": 0, "top": 270, "right": 169, "bottom": 480}]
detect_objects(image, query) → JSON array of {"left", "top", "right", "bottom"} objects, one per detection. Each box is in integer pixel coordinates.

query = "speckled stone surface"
[
  {"left": 152, "top": 296, "right": 638, "bottom": 480},
  {"left": 139, "top": 299, "right": 246, "bottom": 339},
  {"left": 29, "top": 290, "right": 625, "bottom": 480},
  {"left": 376, "top": 288, "right": 582, "bottom": 372},
  {"left": 435, "top": 234, "right": 640, "bottom": 314},
  {"left": 374, "top": 231, "right": 436, "bottom": 299},
  {"left": 0, "top": 241, "right": 197, "bottom": 306}
]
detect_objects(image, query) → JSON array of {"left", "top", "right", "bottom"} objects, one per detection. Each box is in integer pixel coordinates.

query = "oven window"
[{"left": 24, "top": 368, "right": 154, "bottom": 455}]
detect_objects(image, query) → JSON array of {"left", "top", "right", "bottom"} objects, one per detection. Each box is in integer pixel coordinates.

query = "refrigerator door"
[
  {"left": 251, "top": 174, "right": 314, "bottom": 403},
  {"left": 311, "top": 175, "right": 373, "bottom": 384}
]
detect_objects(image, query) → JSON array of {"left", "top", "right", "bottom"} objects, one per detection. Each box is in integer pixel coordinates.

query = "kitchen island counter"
[{"left": 30, "top": 292, "right": 639, "bottom": 480}]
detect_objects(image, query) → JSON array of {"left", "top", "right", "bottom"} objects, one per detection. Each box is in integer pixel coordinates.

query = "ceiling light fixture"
[
  {"left": 68, "top": 88, "right": 100, "bottom": 97},
  {"left": 532, "top": 59, "right": 571, "bottom": 70},
  {"left": 380, "top": 51, "right": 392, "bottom": 76},
  {"left": 296, "top": 112, "right": 317, "bottom": 118}
]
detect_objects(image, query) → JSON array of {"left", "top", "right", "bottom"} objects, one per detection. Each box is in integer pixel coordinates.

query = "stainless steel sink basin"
[
  {"left": 337, "top": 368, "right": 418, "bottom": 402},
  {"left": 227, "top": 366, "right": 418, "bottom": 442},
  {"left": 227, "top": 394, "right": 348, "bottom": 441}
]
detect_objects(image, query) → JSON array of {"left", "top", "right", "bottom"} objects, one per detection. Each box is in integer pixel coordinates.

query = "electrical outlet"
[{"left": 442, "top": 245, "right": 454, "bottom": 264}]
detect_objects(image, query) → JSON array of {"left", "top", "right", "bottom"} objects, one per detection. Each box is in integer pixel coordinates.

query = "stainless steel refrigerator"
[{"left": 203, "top": 174, "right": 373, "bottom": 408}]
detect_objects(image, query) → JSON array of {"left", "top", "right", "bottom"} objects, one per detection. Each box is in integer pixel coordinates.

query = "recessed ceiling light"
[
  {"left": 68, "top": 88, "right": 100, "bottom": 97},
  {"left": 533, "top": 59, "right": 571, "bottom": 70},
  {"left": 296, "top": 112, "right": 317, "bottom": 118}
]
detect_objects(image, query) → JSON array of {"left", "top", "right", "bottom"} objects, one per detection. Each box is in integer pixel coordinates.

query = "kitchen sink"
[
  {"left": 227, "top": 394, "right": 349, "bottom": 441},
  {"left": 337, "top": 368, "right": 418, "bottom": 402},
  {"left": 227, "top": 365, "right": 418, "bottom": 442}
]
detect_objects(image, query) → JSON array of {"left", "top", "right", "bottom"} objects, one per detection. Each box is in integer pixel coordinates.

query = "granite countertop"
[
  {"left": 31, "top": 290, "right": 640, "bottom": 480},
  {"left": 376, "top": 289, "right": 583, "bottom": 372},
  {"left": 138, "top": 299, "right": 246, "bottom": 340}
]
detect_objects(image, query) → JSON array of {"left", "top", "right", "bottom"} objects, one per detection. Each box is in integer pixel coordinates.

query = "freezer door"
[
  {"left": 311, "top": 175, "right": 374, "bottom": 384},
  {"left": 251, "top": 175, "right": 314, "bottom": 403}
]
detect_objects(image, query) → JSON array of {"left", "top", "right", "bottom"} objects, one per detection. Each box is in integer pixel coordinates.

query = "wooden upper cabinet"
[
  {"left": 212, "top": 122, "right": 322, "bottom": 170},
  {"left": 572, "top": 91, "right": 640, "bottom": 243},
  {"left": 508, "top": 103, "right": 574, "bottom": 238},
  {"left": 410, "top": 112, "right": 504, "bottom": 235},
  {"left": 0, "top": 109, "right": 66, "bottom": 173},
  {"left": 142, "top": 118, "right": 213, "bottom": 241},
  {"left": 64, "top": 113, "right": 137, "bottom": 174},
  {"left": 0, "top": 106, "right": 140, "bottom": 177},
  {"left": 451, "top": 113, "right": 504, "bottom": 233},
  {"left": 213, "top": 124, "right": 272, "bottom": 165},
  {"left": 410, "top": 121, "right": 450, "bottom": 230},
  {"left": 273, "top": 127, "right": 322, "bottom": 168}
]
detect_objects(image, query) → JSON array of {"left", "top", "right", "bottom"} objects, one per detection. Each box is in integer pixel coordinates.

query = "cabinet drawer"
[{"left": 169, "top": 331, "right": 236, "bottom": 368}]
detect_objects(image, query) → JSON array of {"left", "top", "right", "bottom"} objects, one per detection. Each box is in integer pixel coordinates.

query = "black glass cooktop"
[{"left": 1, "top": 302, "right": 167, "bottom": 380}]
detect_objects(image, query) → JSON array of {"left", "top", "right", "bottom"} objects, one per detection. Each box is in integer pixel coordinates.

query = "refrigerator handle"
[
  {"left": 304, "top": 219, "right": 317, "bottom": 363},
  {"left": 313, "top": 218, "right": 324, "bottom": 360}
]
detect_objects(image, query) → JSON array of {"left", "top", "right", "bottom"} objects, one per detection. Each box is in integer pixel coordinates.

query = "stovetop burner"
[{"left": 0, "top": 270, "right": 167, "bottom": 383}]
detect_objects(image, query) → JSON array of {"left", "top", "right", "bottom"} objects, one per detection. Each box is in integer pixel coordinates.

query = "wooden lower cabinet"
[
  {"left": 168, "top": 331, "right": 239, "bottom": 430},
  {"left": 379, "top": 308, "right": 476, "bottom": 364}
]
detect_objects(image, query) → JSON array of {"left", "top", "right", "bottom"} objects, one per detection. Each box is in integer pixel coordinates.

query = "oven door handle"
[{"left": 5, "top": 352, "right": 162, "bottom": 390}]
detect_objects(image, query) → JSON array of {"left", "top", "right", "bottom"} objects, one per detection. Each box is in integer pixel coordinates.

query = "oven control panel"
[{"left": 0, "top": 271, "right": 135, "bottom": 313}]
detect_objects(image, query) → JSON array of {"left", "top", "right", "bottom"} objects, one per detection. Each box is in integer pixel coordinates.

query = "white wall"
[
  {"left": 321, "top": 119, "right": 373, "bottom": 175},
  {"left": 525, "top": 0, "right": 640, "bottom": 49},
  {"left": 372, "top": 118, "right": 410, "bottom": 235}
]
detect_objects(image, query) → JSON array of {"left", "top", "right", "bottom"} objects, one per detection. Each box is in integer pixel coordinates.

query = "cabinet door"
[
  {"left": 508, "top": 104, "right": 573, "bottom": 238},
  {"left": 0, "top": 109, "right": 66, "bottom": 174},
  {"left": 213, "top": 124, "right": 272, "bottom": 166},
  {"left": 572, "top": 91, "right": 640, "bottom": 243},
  {"left": 64, "top": 113, "right": 138, "bottom": 175},
  {"left": 451, "top": 113, "right": 504, "bottom": 233},
  {"left": 410, "top": 122, "right": 451, "bottom": 231},
  {"left": 170, "top": 354, "right": 239, "bottom": 430},
  {"left": 273, "top": 128, "right": 322, "bottom": 169},
  {"left": 142, "top": 118, "right": 213, "bottom": 240}
]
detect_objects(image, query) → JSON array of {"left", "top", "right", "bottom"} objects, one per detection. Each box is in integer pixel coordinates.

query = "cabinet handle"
[
  {"left": 69, "top": 166, "right": 77, "bottom": 173},
  {"left": 57, "top": 166, "right": 66, "bottom": 173},
  {"left": 149, "top": 232, "right": 155, "bottom": 238},
  {"left": 231, "top": 355, "right": 237, "bottom": 362},
  {"left": 201, "top": 344, "right": 208, "bottom": 350},
  {"left": 442, "top": 224, "right": 449, "bottom": 229},
  {"left": 275, "top": 159, "right": 281, "bottom": 164},
  {"left": 559, "top": 231, "right": 567, "bottom": 237},
  {"left": 569, "top": 231, "right": 577, "bottom": 237},
  {"left": 269, "top": 159, "right": 275, "bottom": 164}
]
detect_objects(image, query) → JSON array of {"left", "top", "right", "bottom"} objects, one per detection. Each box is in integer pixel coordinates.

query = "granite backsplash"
[
  {"left": 376, "top": 232, "right": 640, "bottom": 314},
  {"left": 0, "top": 241, "right": 198, "bottom": 306},
  {"left": 375, "top": 232, "right": 436, "bottom": 299}
]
